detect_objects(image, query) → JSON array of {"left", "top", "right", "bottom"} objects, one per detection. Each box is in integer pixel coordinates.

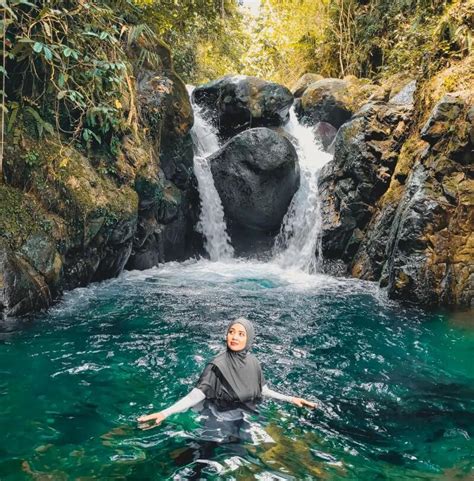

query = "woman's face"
[{"left": 226, "top": 323, "right": 247, "bottom": 352}]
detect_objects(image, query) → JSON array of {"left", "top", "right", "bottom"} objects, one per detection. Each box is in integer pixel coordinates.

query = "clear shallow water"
[{"left": 1, "top": 259, "right": 473, "bottom": 480}]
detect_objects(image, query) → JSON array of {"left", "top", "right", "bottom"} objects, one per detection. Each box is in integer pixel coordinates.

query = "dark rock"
[
  {"left": 295, "top": 77, "right": 378, "bottom": 129},
  {"left": 0, "top": 39, "right": 201, "bottom": 318},
  {"left": 0, "top": 241, "right": 51, "bottom": 317},
  {"left": 137, "top": 70, "right": 194, "bottom": 189},
  {"left": 209, "top": 128, "right": 299, "bottom": 252},
  {"left": 127, "top": 178, "right": 198, "bottom": 270},
  {"left": 295, "top": 79, "right": 352, "bottom": 128},
  {"left": 19, "top": 233, "right": 62, "bottom": 287},
  {"left": 380, "top": 166, "right": 449, "bottom": 304},
  {"left": 192, "top": 75, "right": 293, "bottom": 138},
  {"left": 313, "top": 122, "right": 338, "bottom": 151},
  {"left": 349, "top": 90, "right": 473, "bottom": 307},
  {"left": 318, "top": 101, "right": 413, "bottom": 262}
]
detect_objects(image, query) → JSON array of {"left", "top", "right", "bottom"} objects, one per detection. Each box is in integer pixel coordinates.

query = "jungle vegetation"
[{"left": 1, "top": 0, "right": 472, "bottom": 163}]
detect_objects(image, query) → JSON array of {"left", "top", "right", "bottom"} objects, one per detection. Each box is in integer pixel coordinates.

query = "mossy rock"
[
  {"left": 291, "top": 73, "right": 324, "bottom": 98},
  {"left": 296, "top": 77, "right": 380, "bottom": 129}
]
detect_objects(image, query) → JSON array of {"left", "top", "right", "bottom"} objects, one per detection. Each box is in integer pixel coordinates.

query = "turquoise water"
[{"left": 1, "top": 259, "right": 473, "bottom": 480}]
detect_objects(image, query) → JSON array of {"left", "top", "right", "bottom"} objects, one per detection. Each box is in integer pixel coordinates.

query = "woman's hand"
[
  {"left": 291, "top": 397, "right": 317, "bottom": 409},
  {"left": 137, "top": 412, "right": 162, "bottom": 423},
  {"left": 137, "top": 412, "right": 165, "bottom": 430}
]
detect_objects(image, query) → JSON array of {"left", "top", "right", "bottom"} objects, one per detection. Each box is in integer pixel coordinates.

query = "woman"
[{"left": 137, "top": 317, "right": 317, "bottom": 430}]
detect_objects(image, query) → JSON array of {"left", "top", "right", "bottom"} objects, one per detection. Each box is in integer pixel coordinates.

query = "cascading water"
[
  {"left": 188, "top": 87, "right": 234, "bottom": 261},
  {"left": 272, "top": 108, "right": 333, "bottom": 273}
]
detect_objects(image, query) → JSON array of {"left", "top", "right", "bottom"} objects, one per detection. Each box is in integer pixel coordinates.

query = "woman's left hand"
[{"left": 291, "top": 397, "right": 317, "bottom": 409}]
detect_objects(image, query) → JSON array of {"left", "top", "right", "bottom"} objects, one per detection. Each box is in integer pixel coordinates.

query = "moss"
[
  {"left": 380, "top": 137, "right": 427, "bottom": 207},
  {"left": 415, "top": 55, "right": 474, "bottom": 126},
  {"left": 0, "top": 185, "right": 49, "bottom": 251},
  {"left": 4, "top": 131, "right": 139, "bottom": 253}
]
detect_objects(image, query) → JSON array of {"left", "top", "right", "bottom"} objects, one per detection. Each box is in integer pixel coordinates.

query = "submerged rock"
[
  {"left": 192, "top": 75, "right": 293, "bottom": 138},
  {"left": 209, "top": 128, "right": 299, "bottom": 252}
]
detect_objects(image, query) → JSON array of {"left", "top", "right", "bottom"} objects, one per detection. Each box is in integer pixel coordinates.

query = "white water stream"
[
  {"left": 189, "top": 92, "right": 333, "bottom": 273},
  {"left": 188, "top": 88, "right": 234, "bottom": 261},
  {"left": 273, "top": 108, "right": 333, "bottom": 272}
]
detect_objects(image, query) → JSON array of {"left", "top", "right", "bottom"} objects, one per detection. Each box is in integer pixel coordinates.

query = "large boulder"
[
  {"left": 209, "top": 128, "right": 299, "bottom": 252},
  {"left": 292, "top": 73, "right": 324, "bottom": 98},
  {"left": 295, "top": 77, "right": 379, "bottom": 129},
  {"left": 192, "top": 75, "right": 293, "bottom": 138}
]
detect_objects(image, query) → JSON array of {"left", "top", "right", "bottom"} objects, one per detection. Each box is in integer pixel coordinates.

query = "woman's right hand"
[{"left": 137, "top": 412, "right": 165, "bottom": 429}]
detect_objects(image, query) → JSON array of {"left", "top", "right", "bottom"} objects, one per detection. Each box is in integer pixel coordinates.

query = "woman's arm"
[
  {"left": 161, "top": 388, "right": 206, "bottom": 417},
  {"left": 262, "top": 384, "right": 293, "bottom": 402},
  {"left": 137, "top": 388, "right": 205, "bottom": 427},
  {"left": 262, "top": 384, "right": 317, "bottom": 408}
]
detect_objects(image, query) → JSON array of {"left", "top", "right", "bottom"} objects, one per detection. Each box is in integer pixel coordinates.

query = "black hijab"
[{"left": 209, "top": 317, "right": 264, "bottom": 403}]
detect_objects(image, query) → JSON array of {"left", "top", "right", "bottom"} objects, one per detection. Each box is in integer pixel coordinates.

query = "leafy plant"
[{"left": 1, "top": 0, "right": 162, "bottom": 153}]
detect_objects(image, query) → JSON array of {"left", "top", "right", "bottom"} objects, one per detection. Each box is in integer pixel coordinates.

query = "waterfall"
[
  {"left": 273, "top": 108, "right": 333, "bottom": 273},
  {"left": 188, "top": 87, "right": 234, "bottom": 261}
]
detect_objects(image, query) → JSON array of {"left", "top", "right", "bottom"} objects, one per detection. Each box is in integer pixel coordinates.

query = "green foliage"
[
  {"left": 21, "top": 149, "right": 40, "bottom": 168},
  {"left": 1, "top": 0, "right": 161, "bottom": 153},
  {"left": 136, "top": 0, "right": 245, "bottom": 83},
  {"left": 249, "top": 0, "right": 473, "bottom": 84}
]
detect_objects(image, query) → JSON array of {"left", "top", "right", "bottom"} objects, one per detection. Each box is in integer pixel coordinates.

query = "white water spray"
[
  {"left": 188, "top": 87, "right": 234, "bottom": 261},
  {"left": 273, "top": 108, "right": 333, "bottom": 272}
]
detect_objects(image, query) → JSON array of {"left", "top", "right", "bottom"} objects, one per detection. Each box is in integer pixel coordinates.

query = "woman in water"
[{"left": 137, "top": 317, "right": 316, "bottom": 430}]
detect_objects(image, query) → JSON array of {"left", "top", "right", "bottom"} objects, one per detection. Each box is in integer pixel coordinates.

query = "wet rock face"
[
  {"left": 313, "top": 122, "right": 338, "bottom": 152},
  {"left": 121, "top": 63, "right": 200, "bottom": 272},
  {"left": 0, "top": 240, "right": 52, "bottom": 317},
  {"left": 209, "top": 128, "right": 299, "bottom": 251},
  {"left": 381, "top": 92, "right": 473, "bottom": 307},
  {"left": 1, "top": 43, "right": 200, "bottom": 317},
  {"left": 137, "top": 70, "right": 194, "bottom": 190},
  {"left": 192, "top": 75, "right": 293, "bottom": 138},
  {"left": 318, "top": 101, "right": 413, "bottom": 261},
  {"left": 320, "top": 88, "right": 473, "bottom": 308},
  {"left": 127, "top": 170, "right": 200, "bottom": 269}
]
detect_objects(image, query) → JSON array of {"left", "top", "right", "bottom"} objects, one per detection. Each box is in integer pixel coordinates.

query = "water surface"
[{"left": 1, "top": 259, "right": 473, "bottom": 480}]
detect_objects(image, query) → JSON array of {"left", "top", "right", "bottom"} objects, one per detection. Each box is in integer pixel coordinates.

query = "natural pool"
[{"left": 1, "top": 259, "right": 473, "bottom": 480}]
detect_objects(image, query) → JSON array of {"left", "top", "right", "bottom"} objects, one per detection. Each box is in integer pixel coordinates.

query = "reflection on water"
[{"left": 1, "top": 259, "right": 473, "bottom": 480}]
